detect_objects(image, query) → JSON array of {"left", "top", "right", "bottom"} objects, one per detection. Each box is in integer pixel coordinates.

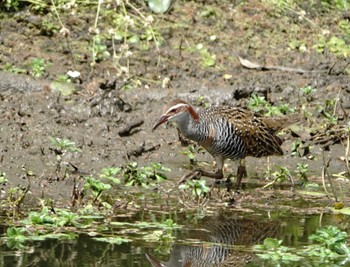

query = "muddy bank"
[{"left": 0, "top": 1, "right": 349, "bottom": 209}]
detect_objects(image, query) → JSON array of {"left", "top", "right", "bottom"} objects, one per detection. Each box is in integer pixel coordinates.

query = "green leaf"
[{"left": 263, "top": 238, "right": 282, "bottom": 249}]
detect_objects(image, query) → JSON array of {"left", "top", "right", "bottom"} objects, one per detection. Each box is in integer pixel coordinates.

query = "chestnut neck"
[{"left": 188, "top": 105, "right": 199, "bottom": 121}]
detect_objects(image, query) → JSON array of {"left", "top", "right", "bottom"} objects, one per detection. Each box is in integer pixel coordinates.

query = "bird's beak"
[{"left": 152, "top": 115, "right": 169, "bottom": 131}]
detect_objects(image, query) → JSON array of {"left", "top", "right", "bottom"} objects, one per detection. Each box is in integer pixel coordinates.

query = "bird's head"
[{"left": 152, "top": 100, "right": 198, "bottom": 131}]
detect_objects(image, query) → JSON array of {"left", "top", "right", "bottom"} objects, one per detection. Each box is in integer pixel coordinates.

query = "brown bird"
[{"left": 152, "top": 99, "right": 295, "bottom": 189}]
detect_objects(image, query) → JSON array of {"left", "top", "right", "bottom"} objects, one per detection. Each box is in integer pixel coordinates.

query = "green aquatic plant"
[
  {"left": 55, "top": 74, "right": 72, "bottom": 83},
  {"left": 254, "top": 238, "right": 302, "bottom": 264},
  {"left": 123, "top": 162, "right": 170, "bottom": 188},
  {"left": 25, "top": 204, "right": 80, "bottom": 227},
  {"left": 111, "top": 218, "right": 178, "bottom": 254},
  {"left": 255, "top": 226, "right": 350, "bottom": 265},
  {"left": 84, "top": 176, "right": 112, "bottom": 204},
  {"left": 296, "top": 163, "right": 309, "bottom": 185},
  {"left": 7, "top": 184, "right": 30, "bottom": 212},
  {"left": 179, "top": 179, "right": 210, "bottom": 199},
  {"left": 264, "top": 166, "right": 292, "bottom": 188},
  {"left": 301, "top": 226, "right": 350, "bottom": 263},
  {"left": 99, "top": 167, "right": 122, "bottom": 185},
  {"left": 49, "top": 137, "right": 81, "bottom": 178},
  {"left": 2, "top": 63, "right": 26, "bottom": 74},
  {"left": 5, "top": 227, "right": 27, "bottom": 249}
]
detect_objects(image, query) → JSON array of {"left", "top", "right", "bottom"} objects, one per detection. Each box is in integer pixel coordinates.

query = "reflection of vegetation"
[{"left": 111, "top": 218, "right": 178, "bottom": 254}]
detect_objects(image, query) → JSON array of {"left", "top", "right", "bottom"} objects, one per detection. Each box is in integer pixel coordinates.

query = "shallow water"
[{"left": 1, "top": 209, "right": 348, "bottom": 267}]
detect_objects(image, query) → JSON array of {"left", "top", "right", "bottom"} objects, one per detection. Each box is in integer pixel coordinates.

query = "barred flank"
[{"left": 188, "top": 106, "right": 290, "bottom": 160}]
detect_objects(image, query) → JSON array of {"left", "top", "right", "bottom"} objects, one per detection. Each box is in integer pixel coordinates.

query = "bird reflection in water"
[{"left": 146, "top": 213, "right": 279, "bottom": 267}]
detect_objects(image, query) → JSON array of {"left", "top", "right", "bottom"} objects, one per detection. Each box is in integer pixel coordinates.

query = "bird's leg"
[
  {"left": 178, "top": 156, "right": 224, "bottom": 183},
  {"left": 178, "top": 170, "right": 203, "bottom": 183},
  {"left": 199, "top": 155, "right": 224, "bottom": 179},
  {"left": 235, "top": 158, "right": 247, "bottom": 190}
]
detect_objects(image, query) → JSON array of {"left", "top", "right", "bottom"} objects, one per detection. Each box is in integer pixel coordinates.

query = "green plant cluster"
[
  {"left": 248, "top": 94, "right": 295, "bottom": 116},
  {"left": 254, "top": 225, "right": 350, "bottom": 265},
  {"left": 82, "top": 162, "right": 170, "bottom": 207},
  {"left": 179, "top": 179, "right": 210, "bottom": 199},
  {"left": 3, "top": 200, "right": 178, "bottom": 251},
  {"left": 1, "top": 0, "right": 164, "bottom": 85}
]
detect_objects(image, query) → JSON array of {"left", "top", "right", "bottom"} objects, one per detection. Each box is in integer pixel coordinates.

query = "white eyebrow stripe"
[{"left": 164, "top": 103, "right": 188, "bottom": 114}]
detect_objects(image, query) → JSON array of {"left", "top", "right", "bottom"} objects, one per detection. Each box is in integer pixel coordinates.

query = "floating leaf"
[
  {"left": 94, "top": 236, "right": 130, "bottom": 244},
  {"left": 298, "top": 190, "right": 327, "bottom": 197},
  {"left": 330, "top": 207, "right": 350, "bottom": 216}
]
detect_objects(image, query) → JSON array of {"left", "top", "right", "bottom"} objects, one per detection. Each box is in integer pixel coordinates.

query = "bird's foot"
[{"left": 178, "top": 170, "right": 203, "bottom": 184}]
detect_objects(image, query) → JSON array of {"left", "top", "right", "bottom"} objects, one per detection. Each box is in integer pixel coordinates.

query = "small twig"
[
  {"left": 333, "top": 88, "right": 342, "bottom": 117},
  {"left": 262, "top": 177, "right": 279, "bottom": 189},
  {"left": 50, "top": 0, "right": 75, "bottom": 65},
  {"left": 233, "top": 51, "right": 324, "bottom": 74},
  {"left": 345, "top": 128, "right": 350, "bottom": 175},
  {"left": 322, "top": 152, "right": 338, "bottom": 202},
  {"left": 90, "top": 0, "right": 103, "bottom": 66},
  {"left": 179, "top": 38, "right": 183, "bottom": 59},
  {"left": 321, "top": 160, "right": 331, "bottom": 199}
]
